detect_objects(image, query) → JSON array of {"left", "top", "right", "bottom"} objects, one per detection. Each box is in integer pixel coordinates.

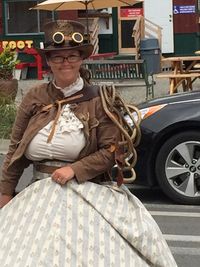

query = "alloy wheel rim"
[{"left": 165, "top": 141, "right": 200, "bottom": 198}]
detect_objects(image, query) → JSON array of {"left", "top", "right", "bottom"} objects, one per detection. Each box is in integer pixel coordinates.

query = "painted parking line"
[
  {"left": 149, "top": 211, "right": 200, "bottom": 217},
  {"left": 164, "top": 234, "right": 200, "bottom": 242},
  {"left": 145, "top": 203, "right": 200, "bottom": 210},
  {"left": 170, "top": 246, "right": 200, "bottom": 255}
]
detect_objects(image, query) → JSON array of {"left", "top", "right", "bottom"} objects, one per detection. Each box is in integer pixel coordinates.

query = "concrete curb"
[{"left": 0, "top": 139, "right": 10, "bottom": 155}]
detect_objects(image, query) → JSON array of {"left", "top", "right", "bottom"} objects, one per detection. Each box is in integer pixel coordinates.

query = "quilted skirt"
[{"left": 0, "top": 179, "right": 177, "bottom": 267}]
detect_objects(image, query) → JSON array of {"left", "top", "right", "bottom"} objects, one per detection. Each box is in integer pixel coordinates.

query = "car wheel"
[{"left": 155, "top": 131, "right": 200, "bottom": 204}]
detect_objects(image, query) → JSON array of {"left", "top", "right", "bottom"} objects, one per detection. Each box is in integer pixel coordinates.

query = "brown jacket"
[{"left": 0, "top": 82, "right": 120, "bottom": 195}]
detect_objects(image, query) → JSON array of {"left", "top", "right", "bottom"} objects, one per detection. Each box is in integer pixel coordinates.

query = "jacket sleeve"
[
  {"left": 71, "top": 97, "right": 121, "bottom": 183},
  {"left": 0, "top": 94, "right": 33, "bottom": 195}
]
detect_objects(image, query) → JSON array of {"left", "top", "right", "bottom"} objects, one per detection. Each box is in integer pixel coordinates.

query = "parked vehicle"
[{"left": 133, "top": 90, "right": 200, "bottom": 205}]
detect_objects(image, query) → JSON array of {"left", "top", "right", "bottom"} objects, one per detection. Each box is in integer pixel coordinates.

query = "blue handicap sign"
[{"left": 173, "top": 5, "right": 196, "bottom": 14}]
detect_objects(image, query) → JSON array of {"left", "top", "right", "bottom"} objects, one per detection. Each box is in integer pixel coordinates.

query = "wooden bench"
[
  {"left": 156, "top": 73, "right": 200, "bottom": 78},
  {"left": 156, "top": 71, "right": 200, "bottom": 93},
  {"left": 83, "top": 59, "right": 155, "bottom": 100}
]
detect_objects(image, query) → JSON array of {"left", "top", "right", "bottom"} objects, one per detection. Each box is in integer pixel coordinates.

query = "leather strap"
[
  {"left": 42, "top": 85, "right": 100, "bottom": 143},
  {"left": 34, "top": 164, "right": 65, "bottom": 174}
]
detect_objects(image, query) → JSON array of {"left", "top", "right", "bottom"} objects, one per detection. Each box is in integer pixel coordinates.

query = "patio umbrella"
[
  {"left": 31, "top": 0, "right": 143, "bottom": 41},
  {"left": 31, "top": 0, "right": 143, "bottom": 11}
]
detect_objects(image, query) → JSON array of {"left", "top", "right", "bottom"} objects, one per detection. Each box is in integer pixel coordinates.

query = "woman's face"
[{"left": 47, "top": 49, "right": 83, "bottom": 88}]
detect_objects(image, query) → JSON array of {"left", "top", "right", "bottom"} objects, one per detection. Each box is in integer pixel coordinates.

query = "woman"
[{"left": 0, "top": 20, "right": 177, "bottom": 266}]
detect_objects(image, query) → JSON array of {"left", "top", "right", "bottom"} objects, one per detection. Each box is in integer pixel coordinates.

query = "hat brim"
[{"left": 37, "top": 43, "right": 94, "bottom": 59}]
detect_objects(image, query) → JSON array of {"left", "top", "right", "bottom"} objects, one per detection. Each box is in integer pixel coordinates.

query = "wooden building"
[
  {"left": 1, "top": 0, "right": 200, "bottom": 78},
  {"left": 173, "top": 0, "right": 200, "bottom": 55},
  {"left": 0, "top": 1, "right": 145, "bottom": 78}
]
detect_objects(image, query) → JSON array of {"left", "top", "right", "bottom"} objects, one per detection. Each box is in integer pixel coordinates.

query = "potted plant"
[{"left": 0, "top": 46, "right": 20, "bottom": 102}]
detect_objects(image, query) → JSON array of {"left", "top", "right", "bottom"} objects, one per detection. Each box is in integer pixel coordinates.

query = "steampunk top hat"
[{"left": 38, "top": 20, "right": 94, "bottom": 59}]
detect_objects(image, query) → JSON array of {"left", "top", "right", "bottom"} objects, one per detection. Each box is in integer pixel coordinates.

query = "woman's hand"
[
  {"left": 0, "top": 193, "right": 13, "bottom": 208},
  {"left": 51, "top": 166, "right": 75, "bottom": 185}
]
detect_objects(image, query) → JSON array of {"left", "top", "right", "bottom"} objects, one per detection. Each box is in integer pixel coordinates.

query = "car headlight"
[
  {"left": 139, "top": 104, "right": 167, "bottom": 120},
  {"left": 124, "top": 104, "right": 167, "bottom": 126}
]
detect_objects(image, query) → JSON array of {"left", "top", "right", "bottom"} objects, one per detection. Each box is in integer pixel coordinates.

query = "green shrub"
[
  {"left": 0, "top": 46, "right": 20, "bottom": 80},
  {"left": 0, "top": 97, "right": 16, "bottom": 139}
]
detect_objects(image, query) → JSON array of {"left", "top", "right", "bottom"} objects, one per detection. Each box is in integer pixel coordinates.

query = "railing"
[
  {"left": 83, "top": 59, "right": 145, "bottom": 80},
  {"left": 90, "top": 18, "right": 100, "bottom": 54},
  {"left": 78, "top": 17, "right": 100, "bottom": 54},
  {"left": 144, "top": 18, "right": 162, "bottom": 51},
  {"left": 132, "top": 16, "right": 145, "bottom": 59},
  {"left": 130, "top": 16, "right": 162, "bottom": 60}
]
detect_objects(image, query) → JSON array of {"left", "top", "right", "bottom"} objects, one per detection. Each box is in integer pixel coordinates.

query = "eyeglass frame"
[{"left": 48, "top": 54, "right": 82, "bottom": 64}]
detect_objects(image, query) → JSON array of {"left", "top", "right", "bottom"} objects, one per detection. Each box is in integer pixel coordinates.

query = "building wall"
[
  {"left": 98, "top": 8, "right": 118, "bottom": 53},
  {"left": 0, "top": 1, "right": 3, "bottom": 35},
  {"left": 58, "top": 10, "right": 78, "bottom": 20},
  {"left": 172, "top": 0, "right": 200, "bottom": 55},
  {"left": 173, "top": 0, "right": 198, "bottom": 33}
]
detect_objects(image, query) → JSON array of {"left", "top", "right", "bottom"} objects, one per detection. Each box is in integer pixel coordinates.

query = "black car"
[{"left": 133, "top": 90, "right": 200, "bottom": 205}]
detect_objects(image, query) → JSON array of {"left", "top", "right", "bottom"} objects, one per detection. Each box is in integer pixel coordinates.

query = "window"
[{"left": 5, "top": 0, "right": 54, "bottom": 35}]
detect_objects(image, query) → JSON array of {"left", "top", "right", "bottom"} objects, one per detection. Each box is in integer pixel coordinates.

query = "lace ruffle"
[{"left": 43, "top": 104, "right": 83, "bottom": 134}]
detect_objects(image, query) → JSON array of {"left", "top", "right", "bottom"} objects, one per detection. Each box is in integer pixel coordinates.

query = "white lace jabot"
[
  {"left": 53, "top": 76, "right": 84, "bottom": 97},
  {"left": 43, "top": 104, "right": 83, "bottom": 133}
]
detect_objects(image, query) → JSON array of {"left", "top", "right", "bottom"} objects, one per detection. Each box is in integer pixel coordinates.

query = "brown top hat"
[{"left": 38, "top": 20, "right": 94, "bottom": 59}]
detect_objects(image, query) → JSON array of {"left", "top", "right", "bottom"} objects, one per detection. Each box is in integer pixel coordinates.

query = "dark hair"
[{"left": 80, "top": 67, "right": 92, "bottom": 84}]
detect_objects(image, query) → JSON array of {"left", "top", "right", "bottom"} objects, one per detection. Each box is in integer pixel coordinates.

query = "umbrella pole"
[{"left": 85, "top": 2, "right": 90, "bottom": 43}]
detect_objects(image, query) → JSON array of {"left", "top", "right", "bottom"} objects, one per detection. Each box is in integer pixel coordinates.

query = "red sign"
[{"left": 120, "top": 8, "right": 143, "bottom": 17}]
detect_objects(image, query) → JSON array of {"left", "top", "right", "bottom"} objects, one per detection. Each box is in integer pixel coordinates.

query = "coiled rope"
[{"left": 99, "top": 84, "right": 142, "bottom": 185}]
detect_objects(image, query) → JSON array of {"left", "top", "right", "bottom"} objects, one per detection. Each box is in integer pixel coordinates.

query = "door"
[
  {"left": 118, "top": 17, "right": 137, "bottom": 54},
  {"left": 144, "top": 0, "right": 174, "bottom": 53},
  {"left": 118, "top": 7, "right": 144, "bottom": 56}
]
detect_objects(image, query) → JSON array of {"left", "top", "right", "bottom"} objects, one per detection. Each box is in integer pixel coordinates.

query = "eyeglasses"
[{"left": 49, "top": 55, "right": 81, "bottom": 63}]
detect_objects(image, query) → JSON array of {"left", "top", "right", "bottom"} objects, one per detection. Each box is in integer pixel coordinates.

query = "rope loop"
[{"left": 99, "top": 84, "right": 142, "bottom": 186}]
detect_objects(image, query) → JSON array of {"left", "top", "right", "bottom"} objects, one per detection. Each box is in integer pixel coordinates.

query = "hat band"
[{"left": 44, "top": 39, "right": 83, "bottom": 49}]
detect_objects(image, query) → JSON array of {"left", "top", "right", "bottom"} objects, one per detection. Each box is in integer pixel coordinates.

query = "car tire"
[{"left": 155, "top": 131, "right": 200, "bottom": 204}]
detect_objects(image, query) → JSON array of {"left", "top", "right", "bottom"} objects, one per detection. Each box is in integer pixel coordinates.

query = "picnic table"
[{"left": 156, "top": 55, "right": 200, "bottom": 94}]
